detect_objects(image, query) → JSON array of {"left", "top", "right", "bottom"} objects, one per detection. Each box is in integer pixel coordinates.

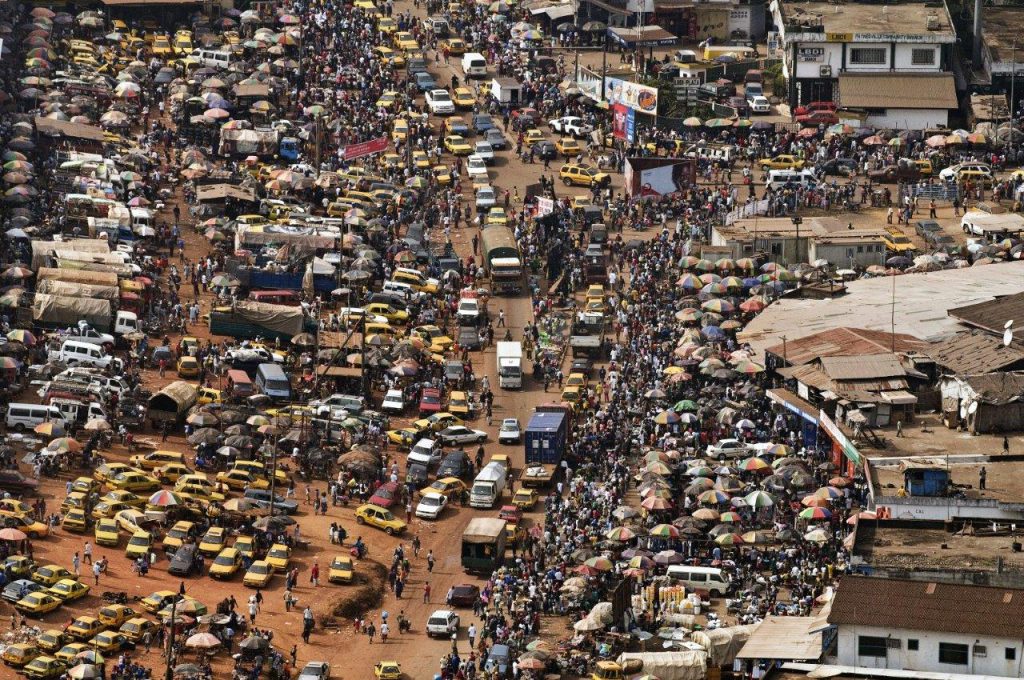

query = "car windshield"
[
  {"left": 269, "top": 548, "right": 288, "bottom": 557},
  {"left": 422, "top": 497, "right": 442, "bottom": 506},
  {"left": 214, "top": 555, "right": 235, "bottom": 565},
  {"left": 129, "top": 536, "right": 149, "bottom": 545},
  {"left": 251, "top": 564, "right": 269, "bottom": 574},
  {"left": 332, "top": 559, "right": 349, "bottom": 568}
]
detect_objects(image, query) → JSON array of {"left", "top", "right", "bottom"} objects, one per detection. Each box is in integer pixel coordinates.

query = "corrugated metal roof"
[
  {"left": 962, "top": 372, "right": 1024, "bottom": 405},
  {"left": 736, "top": 616, "right": 823, "bottom": 661},
  {"left": 927, "top": 331, "right": 1024, "bottom": 375},
  {"left": 818, "top": 354, "right": 907, "bottom": 380},
  {"left": 838, "top": 73, "right": 958, "bottom": 110},
  {"left": 828, "top": 575, "right": 1024, "bottom": 639},
  {"left": 765, "top": 327, "right": 928, "bottom": 367},
  {"left": 948, "top": 291, "right": 1024, "bottom": 337}
]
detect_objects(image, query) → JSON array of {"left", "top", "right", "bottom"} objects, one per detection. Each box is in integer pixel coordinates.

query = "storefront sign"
[
  {"left": 818, "top": 411, "right": 862, "bottom": 466},
  {"left": 605, "top": 77, "right": 658, "bottom": 114},
  {"left": 611, "top": 103, "right": 629, "bottom": 140},
  {"left": 342, "top": 136, "right": 388, "bottom": 161},
  {"left": 825, "top": 32, "right": 851, "bottom": 42},
  {"left": 797, "top": 46, "right": 824, "bottom": 62},
  {"left": 536, "top": 197, "right": 554, "bottom": 216}
]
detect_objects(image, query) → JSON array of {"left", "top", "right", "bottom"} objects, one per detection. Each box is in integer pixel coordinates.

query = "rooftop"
[
  {"left": 852, "top": 523, "right": 1024, "bottom": 576},
  {"left": 957, "top": 372, "right": 1024, "bottom": 406},
  {"left": 778, "top": 1, "right": 955, "bottom": 40},
  {"left": 828, "top": 574, "right": 1024, "bottom": 638},
  {"left": 819, "top": 354, "right": 909, "bottom": 381},
  {"left": 737, "top": 261, "right": 1024, "bottom": 354},
  {"left": 765, "top": 327, "right": 928, "bottom": 367},
  {"left": 926, "top": 331, "right": 1024, "bottom": 375},
  {"left": 717, "top": 216, "right": 884, "bottom": 242},
  {"left": 873, "top": 458, "right": 1024, "bottom": 505},
  {"left": 947, "top": 290, "right": 1024, "bottom": 337},
  {"left": 980, "top": 6, "right": 1024, "bottom": 65},
  {"left": 838, "top": 73, "right": 957, "bottom": 110}
]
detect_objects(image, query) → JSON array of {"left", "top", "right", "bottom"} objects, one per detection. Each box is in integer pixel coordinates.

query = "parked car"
[
  {"left": 381, "top": 389, "right": 404, "bottom": 413},
  {"left": 532, "top": 140, "right": 557, "bottom": 160},
  {"left": 706, "top": 438, "right": 754, "bottom": 460},
  {"left": 243, "top": 489, "right": 299, "bottom": 514},
  {"left": 167, "top": 544, "right": 199, "bottom": 577},
  {"left": 449, "top": 583, "right": 481, "bottom": 607},
  {"left": 498, "top": 418, "right": 521, "bottom": 444}
]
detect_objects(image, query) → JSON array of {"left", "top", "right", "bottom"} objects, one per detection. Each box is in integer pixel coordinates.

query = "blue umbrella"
[
  {"left": 702, "top": 326, "right": 725, "bottom": 339},
  {"left": 742, "top": 277, "right": 760, "bottom": 288}
]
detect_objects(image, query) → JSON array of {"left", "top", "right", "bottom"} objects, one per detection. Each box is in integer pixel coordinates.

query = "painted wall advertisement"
[
  {"left": 605, "top": 78, "right": 658, "bottom": 115},
  {"left": 624, "top": 158, "right": 696, "bottom": 198}
]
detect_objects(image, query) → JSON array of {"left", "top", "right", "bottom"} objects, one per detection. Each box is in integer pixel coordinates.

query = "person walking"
[
  {"left": 380, "top": 621, "right": 389, "bottom": 644},
  {"left": 366, "top": 621, "right": 376, "bottom": 644},
  {"left": 468, "top": 623, "right": 477, "bottom": 648},
  {"left": 426, "top": 550, "right": 435, "bottom": 573},
  {"left": 423, "top": 582, "right": 431, "bottom": 603},
  {"left": 980, "top": 466, "right": 987, "bottom": 490}
]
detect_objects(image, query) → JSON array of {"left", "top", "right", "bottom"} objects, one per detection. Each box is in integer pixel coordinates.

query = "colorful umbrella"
[
  {"left": 6, "top": 329, "right": 34, "bottom": 345},
  {"left": 653, "top": 410, "right": 680, "bottom": 425},
  {"left": 148, "top": 490, "right": 183, "bottom": 507},
  {"left": 649, "top": 523, "right": 680, "bottom": 539},
  {"left": 799, "top": 507, "right": 832, "bottom": 520},
  {"left": 641, "top": 496, "right": 673, "bottom": 511},
  {"left": 743, "top": 490, "right": 775, "bottom": 508},
  {"left": 697, "top": 490, "right": 731, "bottom": 505},
  {"left": 47, "top": 437, "right": 81, "bottom": 453},
  {"left": 718, "top": 511, "right": 742, "bottom": 523},
  {"left": 583, "top": 556, "right": 613, "bottom": 571},
  {"left": 605, "top": 526, "right": 637, "bottom": 542},
  {"left": 738, "top": 457, "right": 770, "bottom": 472}
]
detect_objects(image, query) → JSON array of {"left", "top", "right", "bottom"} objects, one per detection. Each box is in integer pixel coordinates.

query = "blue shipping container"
[{"left": 524, "top": 411, "right": 567, "bottom": 465}]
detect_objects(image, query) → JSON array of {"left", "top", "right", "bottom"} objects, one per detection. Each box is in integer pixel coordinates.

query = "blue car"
[
  {"left": 414, "top": 72, "right": 436, "bottom": 92},
  {"left": 472, "top": 114, "right": 495, "bottom": 134}
]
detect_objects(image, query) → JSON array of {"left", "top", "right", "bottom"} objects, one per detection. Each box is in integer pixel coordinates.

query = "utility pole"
[
  {"left": 164, "top": 594, "right": 177, "bottom": 680},
  {"left": 1011, "top": 39, "right": 1017, "bottom": 127}
]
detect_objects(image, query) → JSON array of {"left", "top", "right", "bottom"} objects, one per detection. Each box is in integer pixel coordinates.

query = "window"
[
  {"left": 973, "top": 645, "right": 987, "bottom": 657},
  {"left": 858, "top": 636, "right": 889, "bottom": 658},
  {"left": 911, "top": 48, "right": 935, "bottom": 65},
  {"left": 850, "top": 47, "right": 886, "bottom": 65},
  {"left": 939, "top": 643, "right": 969, "bottom": 665},
  {"left": 908, "top": 640, "right": 919, "bottom": 651},
  {"left": 1006, "top": 648, "right": 1017, "bottom": 661},
  {"left": 770, "top": 242, "right": 783, "bottom": 255}
]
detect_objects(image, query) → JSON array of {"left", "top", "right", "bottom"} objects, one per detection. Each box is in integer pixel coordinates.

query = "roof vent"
[{"left": 925, "top": 582, "right": 937, "bottom": 594}]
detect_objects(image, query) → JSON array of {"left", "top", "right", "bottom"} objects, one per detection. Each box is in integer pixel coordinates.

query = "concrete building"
[
  {"left": 828, "top": 575, "right": 1024, "bottom": 677},
  {"left": 577, "top": 0, "right": 766, "bottom": 42},
  {"left": 710, "top": 216, "right": 885, "bottom": 267},
  {"left": 770, "top": 0, "right": 959, "bottom": 127}
]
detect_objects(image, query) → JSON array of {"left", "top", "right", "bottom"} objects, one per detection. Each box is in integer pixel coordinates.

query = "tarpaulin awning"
[
  {"left": 736, "top": 616, "right": 824, "bottom": 661},
  {"left": 529, "top": 2, "right": 575, "bottom": 19},
  {"left": 607, "top": 25, "right": 678, "bottom": 48}
]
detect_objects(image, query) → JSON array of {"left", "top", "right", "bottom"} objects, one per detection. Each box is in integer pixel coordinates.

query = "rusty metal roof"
[
  {"left": 764, "top": 327, "right": 927, "bottom": 367},
  {"left": 948, "top": 291, "right": 1024, "bottom": 337},
  {"left": 927, "top": 331, "right": 1024, "bottom": 375}
]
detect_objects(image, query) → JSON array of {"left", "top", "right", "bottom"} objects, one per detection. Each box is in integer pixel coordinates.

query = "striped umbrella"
[
  {"left": 148, "top": 490, "right": 183, "bottom": 507},
  {"left": 743, "top": 490, "right": 776, "bottom": 508},
  {"left": 718, "top": 511, "right": 742, "bottom": 523},
  {"left": 605, "top": 526, "right": 637, "bottom": 542},
  {"left": 691, "top": 507, "right": 720, "bottom": 521},
  {"left": 653, "top": 410, "right": 680, "bottom": 425},
  {"left": 693, "top": 259, "right": 715, "bottom": 272},
  {"left": 47, "top": 437, "right": 81, "bottom": 453},
  {"left": 735, "top": 258, "right": 756, "bottom": 271},
  {"left": 686, "top": 465, "right": 714, "bottom": 478},
  {"left": 628, "top": 555, "right": 655, "bottom": 570},
  {"left": 697, "top": 489, "right": 731, "bottom": 505},
  {"left": 799, "top": 507, "right": 832, "bottom": 520},
  {"left": 699, "top": 273, "right": 721, "bottom": 285},
  {"left": 641, "top": 496, "right": 673, "bottom": 511},
  {"left": 701, "top": 299, "right": 735, "bottom": 313},
  {"left": 801, "top": 495, "right": 830, "bottom": 508},
  {"left": 739, "top": 457, "right": 770, "bottom": 472},
  {"left": 674, "top": 399, "right": 698, "bottom": 412},
  {"left": 649, "top": 523, "right": 680, "bottom": 539},
  {"left": 674, "top": 308, "right": 702, "bottom": 323},
  {"left": 645, "top": 461, "right": 672, "bottom": 475},
  {"left": 584, "top": 556, "right": 614, "bottom": 571},
  {"left": 714, "top": 532, "right": 745, "bottom": 546},
  {"left": 815, "top": 485, "right": 844, "bottom": 500},
  {"left": 677, "top": 273, "right": 702, "bottom": 290},
  {"left": 34, "top": 421, "right": 64, "bottom": 438},
  {"left": 767, "top": 444, "right": 795, "bottom": 457},
  {"left": 6, "top": 329, "right": 34, "bottom": 345}
]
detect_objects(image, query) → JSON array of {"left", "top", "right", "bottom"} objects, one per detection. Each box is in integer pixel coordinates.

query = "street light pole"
[{"left": 164, "top": 593, "right": 178, "bottom": 680}]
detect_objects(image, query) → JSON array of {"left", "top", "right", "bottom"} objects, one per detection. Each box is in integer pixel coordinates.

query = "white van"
[
  {"left": 462, "top": 52, "right": 487, "bottom": 78},
  {"left": 50, "top": 398, "right": 107, "bottom": 426},
  {"left": 50, "top": 339, "right": 120, "bottom": 370},
  {"left": 685, "top": 143, "right": 735, "bottom": 164},
  {"left": 194, "top": 48, "right": 234, "bottom": 69},
  {"left": 666, "top": 566, "right": 729, "bottom": 597},
  {"left": 6, "top": 403, "right": 65, "bottom": 432},
  {"left": 382, "top": 279, "right": 419, "bottom": 301},
  {"left": 765, "top": 168, "right": 818, "bottom": 190}
]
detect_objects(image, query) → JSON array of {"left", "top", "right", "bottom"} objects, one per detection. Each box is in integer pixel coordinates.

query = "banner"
[
  {"left": 624, "top": 158, "right": 696, "bottom": 198},
  {"left": 611, "top": 104, "right": 629, "bottom": 140},
  {"left": 342, "top": 136, "right": 388, "bottom": 161},
  {"left": 626, "top": 108, "right": 636, "bottom": 144},
  {"left": 605, "top": 77, "right": 658, "bottom": 114},
  {"left": 819, "top": 411, "right": 862, "bottom": 466}
]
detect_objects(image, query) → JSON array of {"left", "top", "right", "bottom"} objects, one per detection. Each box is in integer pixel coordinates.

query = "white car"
[
  {"left": 706, "top": 438, "right": 754, "bottom": 460},
  {"left": 939, "top": 162, "right": 992, "bottom": 182},
  {"left": 474, "top": 141, "right": 494, "bottom": 164},
  {"left": 409, "top": 438, "right": 441, "bottom": 467},
  {"left": 224, "top": 347, "right": 285, "bottom": 364},
  {"left": 381, "top": 389, "right": 404, "bottom": 413},
  {"left": 415, "top": 492, "right": 448, "bottom": 520},
  {"left": 748, "top": 96, "right": 770, "bottom": 114},
  {"left": 426, "top": 609, "right": 460, "bottom": 637},
  {"left": 548, "top": 115, "right": 592, "bottom": 138},
  {"left": 65, "top": 327, "right": 116, "bottom": 347},
  {"left": 498, "top": 418, "right": 521, "bottom": 444},
  {"left": 475, "top": 186, "right": 497, "bottom": 211},
  {"left": 425, "top": 89, "right": 455, "bottom": 115},
  {"left": 457, "top": 298, "right": 481, "bottom": 324},
  {"left": 335, "top": 307, "right": 386, "bottom": 324},
  {"left": 466, "top": 154, "right": 488, "bottom": 180},
  {"left": 438, "top": 425, "right": 487, "bottom": 445}
]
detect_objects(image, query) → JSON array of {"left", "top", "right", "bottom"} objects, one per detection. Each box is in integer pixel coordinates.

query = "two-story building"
[
  {"left": 770, "top": 0, "right": 959, "bottom": 128},
  {"left": 828, "top": 575, "right": 1024, "bottom": 677}
]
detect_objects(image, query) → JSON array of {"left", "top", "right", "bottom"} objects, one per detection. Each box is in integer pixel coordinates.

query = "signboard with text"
[{"left": 342, "top": 136, "right": 388, "bottom": 161}]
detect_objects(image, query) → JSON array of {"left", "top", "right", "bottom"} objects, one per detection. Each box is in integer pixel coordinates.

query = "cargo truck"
[
  {"left": 495, "top": 341, "right": 523, "bottom": 389},
  {"left": 461, "top": 517, "right": 506, "bottom": 573},
  {"left": 208, "top": 301, "right": 312, "bottom": 343},
  {"left": 469, "top": 461, "right": 507, "bottom": 508},
  {"left": 480, "top": 225, "right": 523, "bottom": 294},
  {"left": 521, "top": 410, "right": 567, "bottom": 488}
]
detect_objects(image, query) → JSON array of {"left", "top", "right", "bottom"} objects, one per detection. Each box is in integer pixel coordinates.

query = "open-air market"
[{"left": 1, "top": 0, "right": 1024, "bottom": 678}]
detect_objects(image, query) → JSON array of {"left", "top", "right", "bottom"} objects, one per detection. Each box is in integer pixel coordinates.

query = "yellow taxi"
[
  {"left": 198, "top": 527, "right": 227, "bottom": 556},
  {"left": 162, "top": 521, "right": 195, "bottom": 552},
  {"left": 15, "top": 592, "right": 62, "bottom": 617},
  {"left": 448, "top": 391, "right": 472, "bottom": 417},
  {"left": 140, "top": 590, "right": 178, "bottom": 615},
  {"left": 235, "top": 535, "right": 256, "bottom": 561},
  {"left": 377, "top": 17, "right": 398, "bottom": 33},
  {"left": 560, "top": 385, "right": 583, "bottom": 407},
  {"left": 101, "top": 490, "right": 145, "bottom": 508},
  {"left": 486, "top": 207, "right": 508, "bottom": 226},
  {"left": 209, "top": 547, "right": 242, "bottom": 579},
  {"left": 177, "top": 356, "right": 200, "bottom": 378},
  {"left": 412, "top": 325, "right": 453, "bottom": 351},
  {"left": 36, "top": 630, "right": 65, "bottom": 654},
  {"left": 440, "top": 37, "right": 467, "bottom": 55},
  {"left": 0, "top": 499, "right": 32, "bottom": 516},
  {"left": 413, "top": 412, "right": 464, "bottom": 432},
  {"left": 266, "top": 543, "right": 292, "bottom": 571},
  {"left": 328, "top": 555, "right": 355, "bottom": 584},
  {"left": 125, "top": 530, "right": 152, "bottom": 559},
  {"left": 22, "top": 655, "right": 64, "bottom": 679},
  {"left": 60, "top": 493, "right": 87, "bottom": 515},
  {"left": 94, "top": 463, "right": 137, "bottom": 484},
  {"left": 364, "top": 303, "right": 409, "bottom": 324},
  {"left": 386, "top": 428, "right": 418, "bottom": 448},
  {"left": 150, "top": 34, "right": 172, "bottom": 57},
  {"left": 2, "top": 642, "right": 40, "bottom": 667},
  {"left": 434, "top": 165, "right": 453, "bottom": 186},
  {"left": 216, "top": 469, "right": 270, "bottom": 491},
  {"left": 559, "top": 163, "right": 610, "bottom": 187},
  {"left": 66, "top": 616, "right": 104, "bottom": 641},
  {"left": 355, "top": 504, "right": 407, "bottom": 535},
  {"left": 758, "top": 154, "right": 804, "bottom": 170},
  {"left": 114, "top": 509, "right": 148, "bottom": 534},
  {"left": 243, "top": 560, "right": 274, "bottom": 588},
  {"left": 231, "top": 460, "right": 289, "bottom": 485},
  {"left": 512, "top": 488, "right": 539, "bottom": 509},
  {"left": 129, "top": 450, "right": 185, "bottom": 472},
  {"left": 155, "top": 462, "right": 193, "bottom": 484},
  {"left": 375, "top": 661, "right": 402, "bottom": 680},
  {"left": 393, "top": 32, "right": 419, "bottom": 50},
  {"left": 444, "top": 135, "right": 472, "bottom": 155},
  {"left": 4, "top": 555, "right": 33, "bottom": 577},
  {"left": 453, "top": 87, "right": 475, "bottom": 108},
  {"left": 556, "top": 138, "right": 581, "bottom": 156},
  {"left": 61, "top": 509, "right": 88, "bottom": 533},
  {"left": 197, "top": 387, "right": 224, "bottom": 405},
  {"left": 172, "top": 31, "right": 193, "bottom": 55},
  {"left": 374, "top": 90, "right": 401, "bottom": 110},
  {"left": 89, "top": 631, "right": 129, "bottom": 654},
  {"left": 91, "top": 500, "right": 134, "bottom": 520},
  {"left": 524, "top": 128, "right": 545, "bottom": 145},
  {"left": 1, "top": 512, "right": 48, "bottom": 538},
  {"left": 119, "top": 617, "right": 159, "bottom": 643},
  {"left": 411, "top": 150, "right": 431, "bottom": 169},
  {"left": 94, "top": 518, "right": 120, "bottom": 547},
  {"left": 263, "top": 404, "right": 315, "bottom": 420},
  {"left": 54, "top": 643, "right": 87, "bottom": 664},
  {"left": 48, "top": 579, "right": 90, "bottom": 603},
  {"left": 98, "top": 604, "right": 136, "bottom": 628},
  {"left": 566, "top": 372, "right": 588, "bottom": 388},
  {"left": 392, "top": 117, "right": 410, "bottom": 142},
  {"left": 108, "top": 471, "right": 160, "bottom": 493},
  {"left": 420, "top": 477, "right": 467, "bottom": 501},
  {"left": 71, "top": 477, "right": 101, "bottom": 495}
]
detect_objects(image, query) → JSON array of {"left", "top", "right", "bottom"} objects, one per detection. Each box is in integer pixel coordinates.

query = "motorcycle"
[{"left": 397, "top": 614, "right": 411, "bottom": 633}]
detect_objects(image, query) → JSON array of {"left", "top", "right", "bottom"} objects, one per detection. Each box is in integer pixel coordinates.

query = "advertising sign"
[
  {"left": 604, "top": 78, "right": 658, "bottom": 115},
  {"left": 342, "top": 136, "right": 388, "bottom": 161},
  {"left": 611, "top": 104, "right": 629, "bottom": 140},
  {"left": 819, "top": 411, "right": 862, "bottom": 466},
  {"left": 625, "top": 108, "right": 636, "bottom": 143},
  {"left": 624, "top": 157, "right": 696, "bottom": 198}
]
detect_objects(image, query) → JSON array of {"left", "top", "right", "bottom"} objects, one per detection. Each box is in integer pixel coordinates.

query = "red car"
[
  {"left": 419, "top": 387, "right": 442, "bottom": 416},
  {"left": 793, "top": 100, "right": 837, "bottom": 116},
  {"left": 796, "top": 110, "right": 839, "bottom": 127},
  {"left": 369, "top": 481, "right": 401, "bottom": 509}
]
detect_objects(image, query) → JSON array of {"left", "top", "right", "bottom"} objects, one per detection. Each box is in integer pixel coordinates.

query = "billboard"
[
  {"left": 342, "top": 136, "right": 388, "bottom": 161},
  {"left": 605, "top": 78, "right": 658, "bottom": 114},
  {"left": 624, "top": 157, "right": 696, "bottom": 199}
]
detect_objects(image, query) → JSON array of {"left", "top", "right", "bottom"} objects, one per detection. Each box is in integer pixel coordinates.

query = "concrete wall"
[
  {"left": 837, "top": 624, "right": 1024, "bottom": 677},
  {"left": 875, "top": 494, "right": 1024, "bottom": 522},
  {"left": 864, "top": 108, "right": 949, "bottom": 129},
  {"left": 809, "top": 240, "right": 885, "bottom": 268}
]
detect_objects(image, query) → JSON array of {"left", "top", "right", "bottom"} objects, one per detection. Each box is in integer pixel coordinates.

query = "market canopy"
[
  {"left": 607, "top": 25, "right": 677, "bottom": 48},
  {"left": 735, "top": 615, "right": 824, "bottom": 661}
]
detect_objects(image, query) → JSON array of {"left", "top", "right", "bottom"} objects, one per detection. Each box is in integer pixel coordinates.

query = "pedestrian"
[
  {"left": 248, "top": 599, "right": 258, "bottom": 624},
  {"left": 83, "top": 541, "right": 92, "bottom": 565},
  {"left": 72, "top": 552, "right": 80, "bottom": 577},
  {"left": 426, "top": 550, "right": 435, "bottom": 572},
  {"left": 1004, "top": 436, "right": 1010, "bottom": 454},
  {"left": 367, "top": 621, "right": 376, "bottom": 644},
  {"left": 423, "top": 582, "right": 431, "bottom": 603},
  {"left": 92, "top": 561, "right": 101, "bottom": 586},
  {"left": 498, "top": 309, "right": 505, "bottom": 327},
  {"left": 980, "top": 466, "right": 987, "bottom": 490},
  {"left": 310, "top": 562, "right": 319, "bottom": 587},
  {"left": 380, "top": 621, "right": 389, "bottom": 643},
  {"left": 896, "top": 420, "right": 903, "bottom": 437},
  {"left": 284, "top": 588, "right": 294, "bottom": 612},
  {"left": 468, "top": 623, "right": 477, "bottom": 648}
]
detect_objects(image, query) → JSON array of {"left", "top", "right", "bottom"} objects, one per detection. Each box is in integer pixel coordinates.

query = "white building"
[
  {"left": 828, "top": 576, "right": 1024, "bottom": 677},
  {"left": 770, "top": 0, "right": 959, "bottom": 128}
]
